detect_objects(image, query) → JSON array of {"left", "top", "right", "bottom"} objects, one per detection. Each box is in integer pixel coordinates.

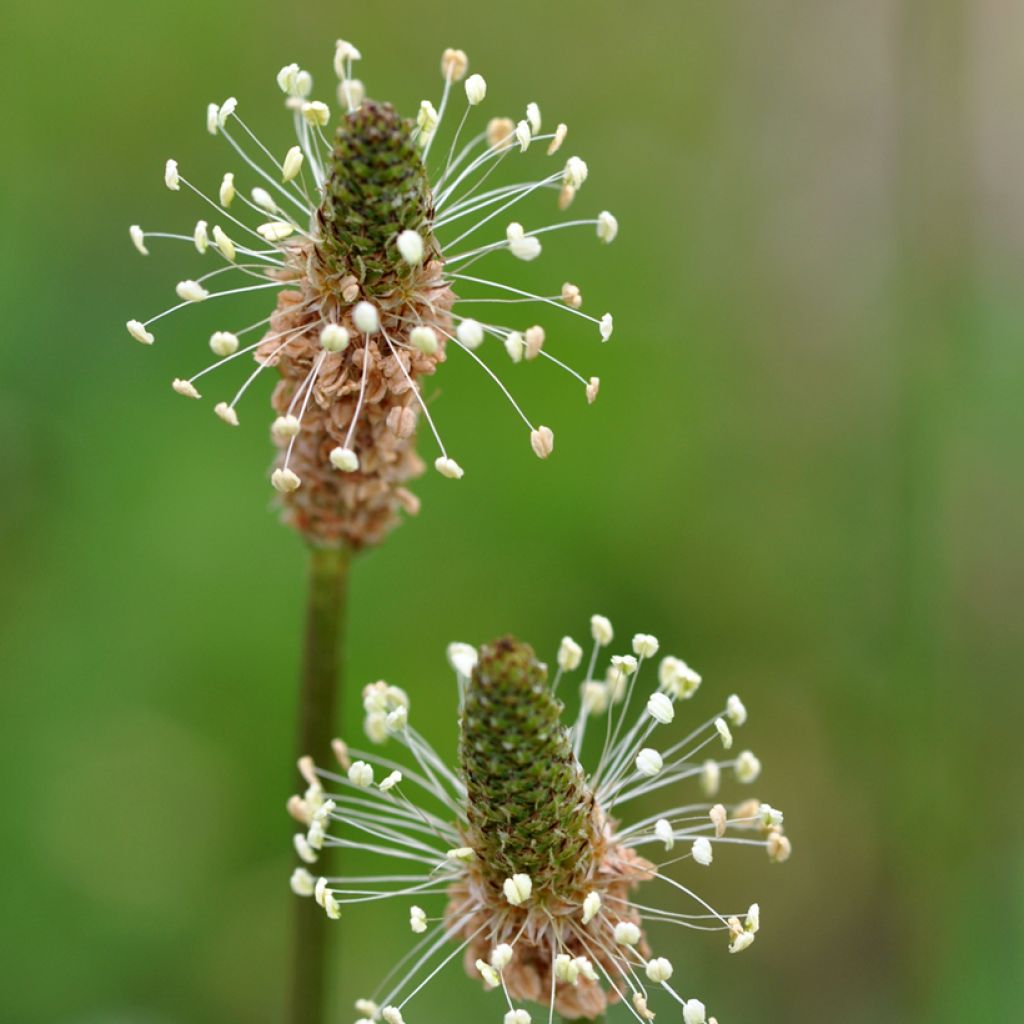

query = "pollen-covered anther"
[
  {"left": 530, "top": 426, "right": 554, "bottom": 459},
  {"left": 599, "top": 313, "right": 614, "bottom": 341},
  {"left": 726, "top": 693, "right": 748, "bottom": 726},
  {"left": 636, "top": 748, "right": 663, "bottom": 777},
  {"left": 561, "top": 282, "right": 582, "bottom": 308},
  {"left": 645, "top": 957, "right": 674, "bottom": 983},
  {"left": 271, "top": 467, "right": 300, "bottom": 491},
  {"left": 272, "top": 414, "right": 301, "bottom": 440},
  {"left": 193, "top": 220, "right": 208, "bottom": 253},
  {"left": 502, "top": 874, "right": 532, "bottom": 906},
  {"left": 548, "top": 123, "right": 568, "bottom": 155},
  {"left": 767, "top": 831, "right": 792, "bottom": 863},
  {"left": 487, "top": 117, "right": 516, "bottom": 150},
  {"left": 597, "top": 211, "right": 619, "bottom": 243},
  {"left": 558, "top": 636, "right": 583, "bottom": 671},
  {"left": 456, "top": 319, "right": 483, "bottom": 350},
  {"left": 465, "top": 73, "right": 486, "bottom": 105},
  {"left": 348, "top": 760, "right": 374, "bottom": 788},
  {"left": 710, "top": 803, "right": 727, "bottom": 838},
  {"left": 614, "top": 921, "right": 641, "bottom": 946},
  {"left": 130, "top": 225, "right": 149, "bottom": 255},
  {"left": 213, "top": 225, "right": 236, "bottom": 261},
  {"left": 564, "top": 156, "right": 588, "bottom": 189},
  {"left": 409, "top": 905, "right": 427, "bottom": 933},
  {"left": 302, "top": 100, "right": 330, "bottom": 126},
  {"left": 219, "top": 172, "right": 235, "bottom": 208},
  {"left": 715, "top": 717, "right": 733, "bottom": 749},
  {"left": 289, "top": 867, "right": 315, "bottom": 896},
  {"left": 172, "top": 378, "right": 200, "bottom": 398},
  {"left": 506, "top": 222, "right": 542, "bottom": 261},
  {"left": 441, "top": 48, "right": 469, "bottom": 81},
  {"left": 683, "top": 998, "right": 707, "bottom": 1024},
  {"left": 476, "top": 959, "right": 500, "bottom": 989},
  {"left": 633, "top": 633, "right": 659, "bottom": 657},
  {"left": 736, "top": 749, "right": 761, "bottom": 783},
  {"left": 585, "top": 376, "right": 600, "bottom": 404},
  {"left": 515, "top": 119, "right": 532, "bottom": 151},
  {"left": 352, "top": 301, "right": 380, "bottom": 334},
  {"left": 339, "top": 78, "right": 365, "bottom": 109},
  {"left": 210, "top": 331, "right": 239, "bottom": 357},
  {"left": 257, "top": 221, "right": 295, "bottom": 241},
  {"left": 582, "top": 890, "right": 601, "bottom": 924},
  {"left": 176, "top": 280, "right": 209, "bottom": 302},
  {"left": 127, "top": 320, "right": 155, "bottom": 345},
  {"left": 206, "top": 103, "right": 219, "bottom": 134},
  {"left": 319, "top": 323, "right": 350, "bottom": 352},
  {"left": 526, "top": 102, "right": 542, "bottom": 133},
  {"left": 282, "top": 145, "right": 303, "bottom": 182},
  {"left": 647, "top": 692, "right": 675, "bottom": 725},
  {"left": 692, "top": 836, "right": 713, "bottom": 866},
  {"left": 214, "top": 402, "right": 239, "bottom": 426},
  {"left": 505, "top": 331, "right": 525, "bottom": 362},
  {"left": 505, "top": 1011, "right": 531, "bottom": 1024},
  {"left": 397, "top": 229, "right": 424, "bottom": 265},
  {"left": 410, "top": 326, "right": 439, "bottom": 355},
  {"left": 524, "top": 325, "right": 545, "bottom": 360},
  {"left": 655, "top": 818, "right": 675, "bottom": 850},
  {"left": 379, "top": 770, "right": 402, "bottom": 792},
  {"left": 659, "top": 656, "right": 702, "bottom": 698},
  {"left": 435, "top": 456, "right": 464, "bottom": 480},
  {"left": 591, "top": 614, "right": 613, "bottom": 646},
  {"left": 381, "top": 1007, "right": 404, "bottom": 1024},
  {"left": 164, "top": 159, "right": 180, "bottom": 190}
]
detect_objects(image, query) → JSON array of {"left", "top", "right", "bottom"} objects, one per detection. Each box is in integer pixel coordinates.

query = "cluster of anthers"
[
  {"left": 126, "top": 41, "right": 616, "bottom": 547},
  {"left": 287, "top": 619, "right": 791, "bottom": 1024}
]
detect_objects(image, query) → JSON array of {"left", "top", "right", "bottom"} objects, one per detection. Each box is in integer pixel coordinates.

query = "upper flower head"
[
  {"left": 287, "top": 619, "right": 789, "bottom": 1022},
  {"left": 126, "top": 43, "right": 617, "bottom": 548}
]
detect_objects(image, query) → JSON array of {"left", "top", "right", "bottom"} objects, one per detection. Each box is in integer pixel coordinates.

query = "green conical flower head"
[
  {"left": 316, "top": 100, "right": 437, "bottom": 290},
  {"left": 459, "top": 636, "right": 600, "bottom": 896}
]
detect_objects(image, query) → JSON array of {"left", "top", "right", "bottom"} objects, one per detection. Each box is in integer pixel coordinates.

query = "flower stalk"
[{"left": 290, "top": 543, "right": 351, "bottom": 1024}]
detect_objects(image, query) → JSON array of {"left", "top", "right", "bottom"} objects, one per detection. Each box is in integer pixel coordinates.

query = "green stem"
[{"left": 288, "top": 544, "right": 352, "bottom": 1024}]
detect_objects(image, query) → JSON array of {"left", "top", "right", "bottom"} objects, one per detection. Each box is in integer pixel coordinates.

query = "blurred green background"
[{"left": 2, "top": 1, "right": 1022, "bottom": 1021}]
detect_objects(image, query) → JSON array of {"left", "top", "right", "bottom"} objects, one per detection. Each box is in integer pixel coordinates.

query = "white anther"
[
  {"left": 599, "top": 313, "right": 614, "bottom": 341},
  {"left": 333, "top": 39, "right": 362, "bottom": 76},
  {"left": 514, "top": 119, "right": 532, "bottom": 151},
  {"left": 701, "top": 759, "right": 721, "bottom": 796},
  {"left": 214, "top": 402, "right": 239, "bottom": 426},
  {"left": 633, "top": 994, "right": 654, "bottom": 1021},
  {"left": 435, "top": 456, "right": 464, "bottom": 480},
  {"left": 272, "top": 415, "right": 301, "bottom": 441},
  {"left": 530, "top": 426, "right": 554, "bottom": 459},
  {"left": 320, "top": 323, "right": 350, "bottom": 353},
  {"left": 456, "top": 318, "right": 484, "bottom": 350},
  {"left": 558, "top": 636, "right": 583, "bottom": 671},
  {"left": 206, "top": 103, "right": 219, "bottom": 135},
  {"left": 218, "top": 97, "right": 237, "bottom": 125},
  {"left": 526, "top": 101, "right": 541, "bottom": 133},
  {"left": 271, "top": 467, "right": 301, "bottom": 492},
  {"left": 209, "top": 331, "right": 239, "bottom": 357},
  {"left": 646, "top": 957, "right": 673, "bottom": 983},
  {"left": 691, "top": 836, "right": 713, "bottom": 866},
  {"left": 714, "top": 717, "right": 733, "bottom": 749},
  {"left": 440, "top": 47, "right": 469, "bottom": 81},
  {"left": 632, "top": 633, "right": 659, "bottom": 658},
  {"left": 524, "top": 325, "right": 545, "bottom": 360},
  {"left": 193, "top": 220, "right": 209, "bottom": 253},
  {"left": 256, "top": 221, "right": 295, "bottom": 242},
  {"left": 476, "top": 959, "right": 500, "bottom": 989},
  {"left": 347, "top": 761, "right": 374, "bottom": 788},
  {"left": 767, "top": 831, "right": 792, "bottom": 863},
  {"left": 746, "top": 903, "right": 760, "bottom": 933},
  {"left": 410, "top": 325, "right": 439, "bottom": 355},
  {"left": 490, "top": 943, "right": 514, "bottom": 970},
  {"left": 386, "top": 706, "right": 407, "bottom": 733},
  {"left": 446, "top": 846, "right": 476, "bottom": 862},
  {"left": 506, "top": 221, "right": 541, "bottom": 261},
  {"left": 352, "top": 301, "right": 380, "bottom": 334},
  {"left": 561, "top": 282, "right": 582, "bottom": 308},
  {"left": 126, "top": 320, "right": 154, "bottom": 345},
  {"left": 176, "top": 280, "right": 209, "bottom": 303},
  {"left": 379, "top": 770, "right": 402, "bottom": 792},
  {"left": 130, "top": 225, "right": 148, "bottom": 256},
  {"left": 465, "top": 73, "right": 486, "bottom": 105},
  {"left": 282, "top": 146, "right": 304, "bottom": 183},
  {"left": 287, "top": 867, "right": 315, "bottom": 898},
  {"left": 172, "top": 379, "right": 200, "bottom": 399},
  {"left": 339, "top": 78, "right": 365, "bottom": 109},
  {"left": 417, "top": 99, "right": 438, "bottom": 135},
  {"left": 658, "top": 656, "right": 702, "bottom": 699},
  {"left": 683, "top": 999, "right": 707, "bottom": 1024},
  {"left": 636, "top": 748, "right": 663, "bottom": 777},
  {"left": 355, "top": 1000, "right": 379, "bottom": 1018},
  {"left": 251, "top": 187, "right": 277, "bottom": 212},
  {"left": 505, "top": 1011, "right": 530, "bottom": 1024},
  {"left": 597, "top": 210, "right": 619, "bottom": 244},
  {"left": 488, "top": 117, "right": 516, "bottom": 150},
  {"left": 293, "top": 833, "right": 317, "bottom": 863},
  {"left": 381, "top": 1007, "right": 404, "bottom": 1024},
  {"left": 547, "top": 123, "right": 567, "bottom": 155},
  {"left": 726, "top": 694, "right": 747, "bottom": 726},
  {"left": 655, "top": 818, "right": 675, "bottom": 850},
  {"left": 710, "top": 803, "right": 728, "bottom": 838},
  {"left": 564, "top": 156, "right": 588, "bottom": 188},
  {"left": 586, "top": 377, "right": 600, "bottom": 404},
  {"left": 580, "top": 681, "right": 608, "bottom": 715},
  {"left": 729, "top": 929, "right": 755, "bottom": 953},
  {"left": 574, "top": 957, "right": 597, "bottom": 982},
  {"left": 590, "top": 614, "right": 613, "bottom": 646},
  {"left": 396, "top": 229, "right": 424, "bottom": 265},
  {"left": 219, "top": 173, "right": 235, "bottom": 208},
  {"left": 504, "top": 331, "right": 525, "bottom": 362},
  {"left": 409, "top": 905, "right": 427, "bottom": 933},
  {"left": 582, "top": 890, "right": 601, "bottom": 925},
  {"left": 614, "top": 922, "right": 641, "bottom": 946},
  {"left": 554, "top": 954, "right": 579, "bottom": 985},
  {"left": 212, "top": 225, "right": 235, "bottom": 261},
  {"left": 646, "top": 692, "right": 675, "bottom": 725},
  {"left": 164, "top": 159, "right": 180, "bottom": 190},
  {"left": 302, "top": 100, "right": 329, "bottom": 126},
  {"left": 446, "top": 642, "right": 478, "bottom": 677},
  {"left": 363, "top": 712, "right": 387, "bottom": 744},
  {"left": 502, "top": 873, "right": 532, "bottom": 906},
  {"left": 735, "top": 749, "right": 761, "bottom": 783}
]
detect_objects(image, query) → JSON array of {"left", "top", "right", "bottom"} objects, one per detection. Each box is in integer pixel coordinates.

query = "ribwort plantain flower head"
[
  {"left": 287, "top": 620, "right": 790, "bottom": 1022},
  {"left": 127, "top": 42, "right": 617, "bottom": 548}
]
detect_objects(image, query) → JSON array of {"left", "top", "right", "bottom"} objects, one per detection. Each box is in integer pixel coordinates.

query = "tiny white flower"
[
  {"left": 329, "top": 446, "right": 359, "bottom": 472},
  {"left": 130, "top": 225, "right": 148, "bottom": 256},
  {"left": 582, "top": 890, "right": 601, "bottom": 924},
  {"left": 655, "top": 818, "right": 675, "bottom": 850},
  {"left": 126, "top": 320, "right": 154, "bottom": 345},
  {"left": 692, "top": 837, "right": 713, "bottom": 866},
  {"left": 646, "top": 692, "right": 675, "bottom": 725},
  {"left": 435, "top": 456, "right": 464, "bottom": 480},
  {"left": 502, "top": 873, "right": 532, "bottom": 906},
  {"left": 456, "top": 318, "right": 484, "bottom": 350},
  {"left": 658, "top": 656, "right": 702, "bottom": 699},
  {"left": 397, "top": 229, "right": 424, "bottom": 265},
  {"left": 645, "top": 957, "right": 673, "bottom": 983},
  {"left": 632, "top": 633, "right": 659, "bottom": 658},
  {"left": 320, "top": 323, "right": 350, "bottom": 353},
  {"left": 348, "top": 761, "right": 374, "bottom": 788},
  {"left": 591, "top": 614, "right": 613, "bottom": 646},
  {"left": 352, "top": 301, "right": 380, "bottom": 334},
  {"left": 735, "top": 750, "right": 761, "bottom": 783},
  {"left": 465, "top": 73, "right": 487, "bottom": 105},
  {"left": 714, "top": 717, "right": 733, "bottom": 749},
  {"left": 209, "top": 331, "right": 239, "bottom": 357},
  {"left": 557, "top": 636, "right": 583, "bottom": 671},
  {"left": 726, "top": 694, "right": 747, "bottom": 726},
  {"left": 636, "top": 748, "right": 663, "bottom": 777},
  {"left": 597, "top": 210, "right": 619, "bottom": 243},
  {"left": 614, "top": 921, "right": 641, "bottom": 946}
]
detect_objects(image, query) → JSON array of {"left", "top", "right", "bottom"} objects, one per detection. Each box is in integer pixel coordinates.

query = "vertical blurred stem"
[{"left": 289, "top": 543, "right": 351, "bottom": 1024}]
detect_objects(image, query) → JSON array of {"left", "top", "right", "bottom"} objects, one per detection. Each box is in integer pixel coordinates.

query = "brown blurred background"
[{"left": 1, "top": 1, "right": 1021, "bottom": 1021}]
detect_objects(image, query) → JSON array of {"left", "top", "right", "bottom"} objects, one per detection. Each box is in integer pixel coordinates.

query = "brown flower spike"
[
  {"left": 287, "top": 617, "right": 791, "bottom": 1023},
  {"left": 127, "top": 42, "right": 618, "bottom": 548}
]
